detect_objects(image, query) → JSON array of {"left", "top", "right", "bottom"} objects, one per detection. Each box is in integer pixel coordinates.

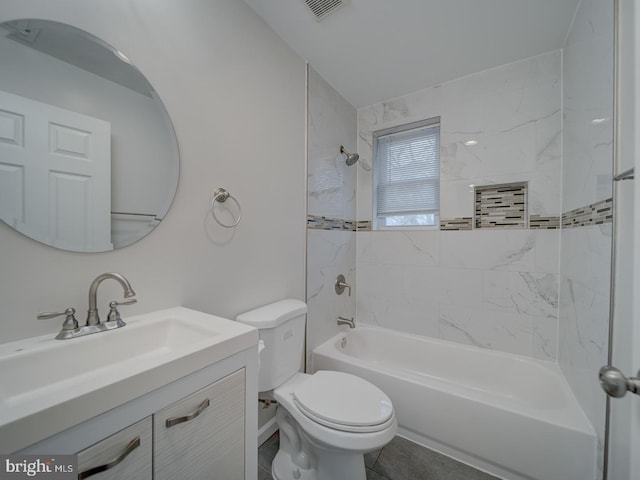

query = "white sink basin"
[{"left": 0, "top": 307, "right": 258, "bottom": 452}]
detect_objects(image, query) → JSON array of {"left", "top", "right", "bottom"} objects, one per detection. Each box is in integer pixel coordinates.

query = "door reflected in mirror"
[{"left": 0, "top": 19, "right": 179, "bottom": 252}]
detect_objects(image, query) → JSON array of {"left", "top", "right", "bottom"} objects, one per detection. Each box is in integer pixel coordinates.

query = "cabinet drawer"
[
  {"left": 77, "top": 416, "right": 152, "bottom": 480},
  {"left": 154, "top": 368, "right": 245, "bottom": 480}
]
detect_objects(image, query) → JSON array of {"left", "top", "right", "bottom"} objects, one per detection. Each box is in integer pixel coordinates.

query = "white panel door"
[{"left": 0, "top": 90, "right": 112, "bottom": 251}]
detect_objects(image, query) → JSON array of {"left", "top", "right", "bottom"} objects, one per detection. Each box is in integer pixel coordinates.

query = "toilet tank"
[{"left": 236, "top": 299, "right": 307, "bottom": 392}]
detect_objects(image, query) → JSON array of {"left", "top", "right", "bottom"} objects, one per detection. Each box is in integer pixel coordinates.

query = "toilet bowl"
[{"left": 236, "top": 299, "right": 396, "bottom": 480}]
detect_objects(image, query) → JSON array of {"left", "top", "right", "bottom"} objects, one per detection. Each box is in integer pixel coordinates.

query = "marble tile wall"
[
  {"left": 306, "top": 66, "right": 357, "bottom": 368},
  {"left": 357, "top": 50, "right": 562, "bottom": 222},
  {"left": 355, "top": 51, "right": 562, "bottom": 360},
  {"left": 558, "top": 0, "right": 615, "bottom": 475},
  {"left": 356, "top": 229, "right": 559, "bottom": 360},
  {"left": 307, "top": 229, "right": 357, "bottom": 368},
  {"left": 308, "top": 17, "right": 612, "bottom": 474},
  {"left": 305, "top": 6, "right": 613, "bottom": 478},
  {"left": 562, "top": 0, "right": 615, "bottom": 213},
  {"left": 308, "top": 67, "right": 357, "bottom": 222}
]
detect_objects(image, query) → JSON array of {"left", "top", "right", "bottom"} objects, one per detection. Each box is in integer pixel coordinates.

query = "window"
[{"left": 373, "top": 117, "right": 440, "bottom": 229}]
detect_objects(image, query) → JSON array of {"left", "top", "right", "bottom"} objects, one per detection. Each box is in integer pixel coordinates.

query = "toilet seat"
[{"left": 291, "top": 371, "right": 394, "bottom": 433}]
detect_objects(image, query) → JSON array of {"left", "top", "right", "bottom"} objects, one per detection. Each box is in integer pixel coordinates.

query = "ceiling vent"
[{"left": 304, "top": 0, "right": 349, "bottom": 21}]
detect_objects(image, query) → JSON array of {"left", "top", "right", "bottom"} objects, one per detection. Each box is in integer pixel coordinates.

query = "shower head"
[{"left": 340, "top": 145, "right": 360, "bottom": 166}]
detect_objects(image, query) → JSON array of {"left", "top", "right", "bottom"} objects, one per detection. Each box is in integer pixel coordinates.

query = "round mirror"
[{"left": 0, "top": 19, "right": 179, "bottom": 252}]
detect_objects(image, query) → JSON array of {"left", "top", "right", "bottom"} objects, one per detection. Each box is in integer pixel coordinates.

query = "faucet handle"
[
  {"left": 111, "top": 299, "right": 137, "bottom": 306},
  {"left": 335, "top": 274, "right": 352, "bottom": 296},
  {"left": 37, "top": 308, "right": 79, "bottom": 331},
  {"left": 106, "top": 299, "right": 137, "bottom": 325}
]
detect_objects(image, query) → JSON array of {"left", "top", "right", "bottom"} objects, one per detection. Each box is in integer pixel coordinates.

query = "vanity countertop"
[{"left": 0, "top": 307, "right": 258, "bottom": 452}]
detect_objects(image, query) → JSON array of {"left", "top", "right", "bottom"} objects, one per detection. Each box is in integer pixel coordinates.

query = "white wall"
[
  {"left": 0, "top": 0, "right": 306, "bottom": 343},
  {"left": 355, "top": 52, "right": 562, "bottom": 360}
]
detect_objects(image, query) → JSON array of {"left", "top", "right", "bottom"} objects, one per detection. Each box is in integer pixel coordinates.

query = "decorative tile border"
[
  {"left": 356, "top": 220, "right": 372, "bottom": 231},
  {"left": 474, "top": 182, "right": 527, "bottom": 229},
  {"left": 307, "top": 215, "right": 357, "bottom": 231},
  {"left": 306, "top": 216, "right": 372, "bottom": 231},
  {"left": 308, "top": 198, "right": 612, "bottom": 232},
  {"left": 529, "top": 215, "right": 560, "bottom": 229},
  {"left": 440, "top": 217, "right": 473, "bottom": 230},
  {"left": 562, "top": 198, "right": 613, "bottom": 228}
]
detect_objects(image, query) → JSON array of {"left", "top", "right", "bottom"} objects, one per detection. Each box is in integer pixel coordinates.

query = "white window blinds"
[{"left": 374, "top": 118, "right": 440, "bottom": 227}]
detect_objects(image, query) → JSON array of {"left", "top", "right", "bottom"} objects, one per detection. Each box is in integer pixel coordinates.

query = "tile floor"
[{"left": 258, "top": 432, "right": 501, "bottom": 480}]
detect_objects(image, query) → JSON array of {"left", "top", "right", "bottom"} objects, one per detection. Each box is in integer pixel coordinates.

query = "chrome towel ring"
[{"left": 210, "top": 188, "right": 242, "bottom": 228}]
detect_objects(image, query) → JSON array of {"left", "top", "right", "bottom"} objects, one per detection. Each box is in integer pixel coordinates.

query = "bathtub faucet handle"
[{"left": 335, "top": 274, "right": 352, "bottom": 296}]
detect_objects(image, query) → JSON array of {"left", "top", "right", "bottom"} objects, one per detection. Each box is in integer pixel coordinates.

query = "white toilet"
[{"left": 236, "top": 299, "right": 397, "bottom": 480}]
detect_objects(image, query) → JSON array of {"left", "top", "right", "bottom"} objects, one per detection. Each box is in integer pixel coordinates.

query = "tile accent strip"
[
  {"left": 562, "top": 198, "right": 613, "bottom": 227},
  {"left": 356, "top": 220, "right": 372, "bottom": 231},
  {"left": 307, "top": 215, "right": 356, "bottom": 230},
  {"left": 308, "top": 199, "right": 611, "bottom": 231},
  {"left": 529, "top": 215, "right": 560, "bottom": 229},
  {"left": 440, "top": 217, "right": 473, "bottom": 230},
  {"left": 474, "top": 182, "right": 527, "bottom": 229}
]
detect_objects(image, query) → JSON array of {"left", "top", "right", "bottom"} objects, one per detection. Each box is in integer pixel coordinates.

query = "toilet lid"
[{"left": 292, "top": 371, "right": 393, "bottom": 432}]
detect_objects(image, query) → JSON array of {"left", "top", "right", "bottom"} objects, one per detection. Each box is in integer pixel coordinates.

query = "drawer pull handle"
[
  {"left": 78, "top": 436, "right": 140, "bottom": 480},
  {"left": 166, "top": 398, "right": 210, "bottom": 428}
]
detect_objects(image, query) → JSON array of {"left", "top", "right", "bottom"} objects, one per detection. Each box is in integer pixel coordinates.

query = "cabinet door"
[
  {"left": 154, "top": 368, "right": 245, "bottom": 480},
  {"left": 76, "top": 417, "right": 152, "bottom": 480}
]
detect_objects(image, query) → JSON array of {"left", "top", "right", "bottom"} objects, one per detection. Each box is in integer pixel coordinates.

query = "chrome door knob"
[{"left": 599, "top": 365, "right": 640, "bottom": 398}]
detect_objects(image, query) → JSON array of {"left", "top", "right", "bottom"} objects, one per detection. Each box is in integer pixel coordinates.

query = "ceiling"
[
  {"left": 1, "top": 19, "right": 154, "bottom": 97},
  {"left": 242, "top": 0, "right": 581, "bottom": 108}
]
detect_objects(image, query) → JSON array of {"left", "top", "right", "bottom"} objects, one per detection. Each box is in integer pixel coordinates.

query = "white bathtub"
[{"left": 312, "top": 325, "right": 596, "bottom": 480}]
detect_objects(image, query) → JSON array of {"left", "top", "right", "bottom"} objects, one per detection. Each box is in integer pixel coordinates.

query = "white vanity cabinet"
[
  {"left": 76, "top": 417, "right": 153, "bottom": 480},
  {"left": 19, "top": 343, "right": 259, "bottom": 480},
  {"left": 74, "top": 369, "right": 246, "bottom": 480},
  {"left": 154, "top": 369, "right": 245, "bottom": 479}
]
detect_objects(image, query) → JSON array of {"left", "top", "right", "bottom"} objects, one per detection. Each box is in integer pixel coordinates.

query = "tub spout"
[{"left": 337, "top": 316, "right": 355, "bottom": 328}]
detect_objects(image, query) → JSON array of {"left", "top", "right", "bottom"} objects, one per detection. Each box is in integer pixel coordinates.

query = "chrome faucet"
[
  {"left": 86, "top": 273, "right": 136, "bottom": 326},
  {"left": 337, "top": 316, "right": 355, "bottom": 328},
  {"left": 38, "top": 272, "right": 137, "bottom": 340}
]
